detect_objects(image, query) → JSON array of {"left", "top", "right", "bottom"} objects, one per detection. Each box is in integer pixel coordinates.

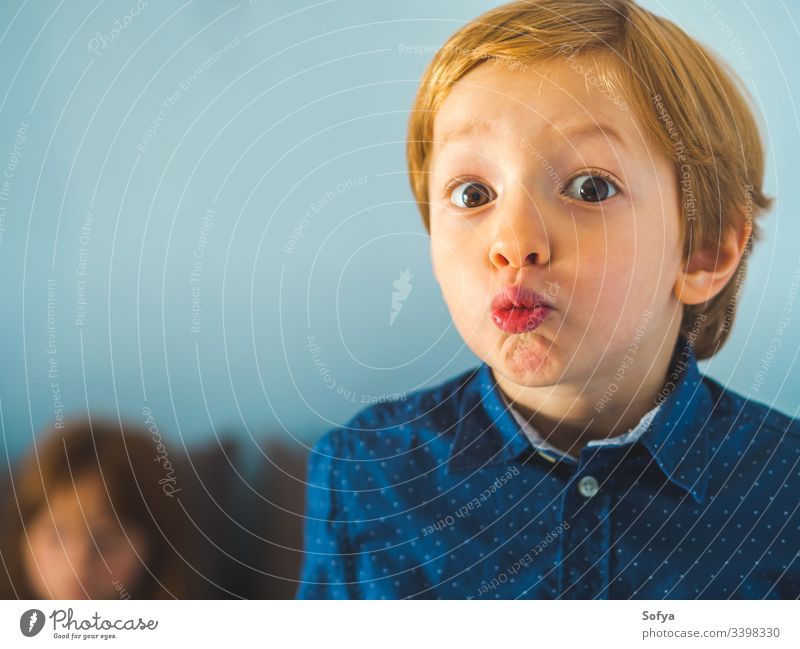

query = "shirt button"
[{"left": 577, "top": 475, "right": 599, "bottom": 498}]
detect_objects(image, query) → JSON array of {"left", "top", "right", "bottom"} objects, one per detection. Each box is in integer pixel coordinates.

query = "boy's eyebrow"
[
  {"left": 556, "top": 121, "right": 629, "bottom": 149},
  {"left": 436, "top": 118, "right": 495, "bottom": 145},
  {"left": 436, "top": 118, "right": 630, "bottom": 151}
]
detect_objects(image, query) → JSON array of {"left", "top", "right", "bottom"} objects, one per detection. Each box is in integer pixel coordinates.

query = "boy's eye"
[
  {"left": 449, "top": 181, "right": 496, "bottom": 208},
  {"left": 565, "top": 174, "right": 618, "bottom": 202}
]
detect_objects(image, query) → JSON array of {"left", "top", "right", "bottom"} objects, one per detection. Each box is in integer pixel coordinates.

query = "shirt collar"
[
  {"left": 638, "top": 334, "right": 711, "bottom": 505},
  {"left": 445, "top": 335, "right": 711, "bottom": 505},
  {"left": 505, "top": 395, "right": 663, "bottom": 463},
  {"left": 445, "top": 363, "right": 531, "bottom": 475}
]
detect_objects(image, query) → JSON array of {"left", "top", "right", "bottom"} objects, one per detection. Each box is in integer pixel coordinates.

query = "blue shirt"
[{"left": 296, "top": 335, "right": 800, "bottom": 599}]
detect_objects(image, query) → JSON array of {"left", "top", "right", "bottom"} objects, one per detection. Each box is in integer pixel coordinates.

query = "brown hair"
[
  {"left": 1, "top": 417, "right": 189, "bottom": 599},
  {"left": 406, "top": 0, "right": 772, "bottom": 359}
]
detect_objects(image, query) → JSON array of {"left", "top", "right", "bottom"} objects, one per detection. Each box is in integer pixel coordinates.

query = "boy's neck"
[{"left": 493, "top": 332, "right": 681, "bottom": 459}]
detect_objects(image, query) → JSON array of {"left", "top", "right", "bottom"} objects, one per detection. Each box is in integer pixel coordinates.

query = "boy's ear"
[{"left": 673, "top": 218, "right": 752, "bottom": 306}]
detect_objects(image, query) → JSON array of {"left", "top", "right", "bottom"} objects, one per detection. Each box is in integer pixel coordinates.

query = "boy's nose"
[{"left": 488, "top": 201, "right": 549, "bottom": 269}]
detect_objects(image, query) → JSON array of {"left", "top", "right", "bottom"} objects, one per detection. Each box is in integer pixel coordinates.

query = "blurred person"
[{"left": 0, "top": 417, "right": 190, "bottom": 599}]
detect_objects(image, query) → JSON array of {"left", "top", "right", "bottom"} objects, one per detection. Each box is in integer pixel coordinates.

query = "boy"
[{"left": 296, "top": 0, "right": 799, "bottom": 598}]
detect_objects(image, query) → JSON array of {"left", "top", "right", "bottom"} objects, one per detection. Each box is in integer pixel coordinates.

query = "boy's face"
[{"left": 428, "top": 55, "right": 684, "bottom": 388}]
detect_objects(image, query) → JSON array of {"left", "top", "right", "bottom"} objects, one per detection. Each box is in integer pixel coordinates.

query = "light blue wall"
[{"left": 0, "top": 0, "right": 797, "bottom": 465}]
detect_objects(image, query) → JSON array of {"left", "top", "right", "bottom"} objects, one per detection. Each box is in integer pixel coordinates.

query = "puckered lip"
[{"left": 491, "top": 284, "right": 553, "bottom": 311}]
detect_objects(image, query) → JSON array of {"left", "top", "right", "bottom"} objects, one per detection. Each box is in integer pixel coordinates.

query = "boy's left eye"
[
  {"left": 449, "top": 180, "right": 496, "bottom": 208},
  {"left": 565, "top": 174, "right": 618, "bottom": 202}
]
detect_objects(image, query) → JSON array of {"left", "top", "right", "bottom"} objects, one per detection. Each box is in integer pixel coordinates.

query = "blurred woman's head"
[{"left": 6, "top": 417, "right": 187, "bottom": 599}]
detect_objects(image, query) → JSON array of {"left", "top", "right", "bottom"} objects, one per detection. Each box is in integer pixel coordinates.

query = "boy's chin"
[{"left": 487, "top": 334, "right": 558, "bottom": 386}]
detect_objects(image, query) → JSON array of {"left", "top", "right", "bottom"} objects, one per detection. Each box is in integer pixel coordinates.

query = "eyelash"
[
  {"left": 442, "top": 168, "right": 623, "bottom": 205},
  {"left": 441, "top": 175, "right": 485, "bottom": 200}
]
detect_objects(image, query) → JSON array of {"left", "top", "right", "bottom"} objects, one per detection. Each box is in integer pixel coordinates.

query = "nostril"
[{"left": 491, "top": 252, "right": 510, "bottom": 268}]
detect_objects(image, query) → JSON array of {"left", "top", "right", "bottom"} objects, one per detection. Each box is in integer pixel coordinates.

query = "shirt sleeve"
[{"left": 295, "top": 428, "right": 357, "bottom": 599}]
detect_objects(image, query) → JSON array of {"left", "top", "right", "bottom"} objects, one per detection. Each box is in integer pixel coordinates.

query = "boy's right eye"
[{"left": 448, "top": 180, "right": 496, "bottom": 209}]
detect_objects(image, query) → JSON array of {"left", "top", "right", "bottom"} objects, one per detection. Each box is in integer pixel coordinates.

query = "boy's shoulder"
[
  {"left": 702, "top": 373, "right": 800, "bottom": 444},
  {"left": 312, "top": 364, "right": 482, "bottom": 459}
]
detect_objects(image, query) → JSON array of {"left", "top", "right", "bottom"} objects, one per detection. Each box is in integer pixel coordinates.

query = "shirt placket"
[{"left": 557, "top": 451, "right": 613, "bottom": 599}]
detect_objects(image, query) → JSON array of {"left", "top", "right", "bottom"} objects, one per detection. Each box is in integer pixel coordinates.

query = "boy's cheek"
[
  {"left": 430, "top": 228, "right": 482, "bottom": 282},
  {"left": 429, "top": 237, "right": 456, "bottom": 288},
  {"left": 572, "top": 256, "right": 640, "bottom": 316}
]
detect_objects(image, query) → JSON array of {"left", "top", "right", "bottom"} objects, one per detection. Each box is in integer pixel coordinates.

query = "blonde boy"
[{"left": 298, "top": 0, "right": 799, "bottom": 599}]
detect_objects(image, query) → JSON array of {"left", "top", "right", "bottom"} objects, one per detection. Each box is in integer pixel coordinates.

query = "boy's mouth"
[{"left": 490, "top": 285, "right": 552, "bottom": 334}]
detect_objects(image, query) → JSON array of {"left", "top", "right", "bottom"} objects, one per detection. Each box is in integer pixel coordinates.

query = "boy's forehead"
[{"left": 432, "top": 56, "right": 638, "bottom": 149}]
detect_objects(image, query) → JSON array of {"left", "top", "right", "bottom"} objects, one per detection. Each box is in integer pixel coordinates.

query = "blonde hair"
[{"left": 406, "top": 0, "right": 772, "bottom": 360}]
